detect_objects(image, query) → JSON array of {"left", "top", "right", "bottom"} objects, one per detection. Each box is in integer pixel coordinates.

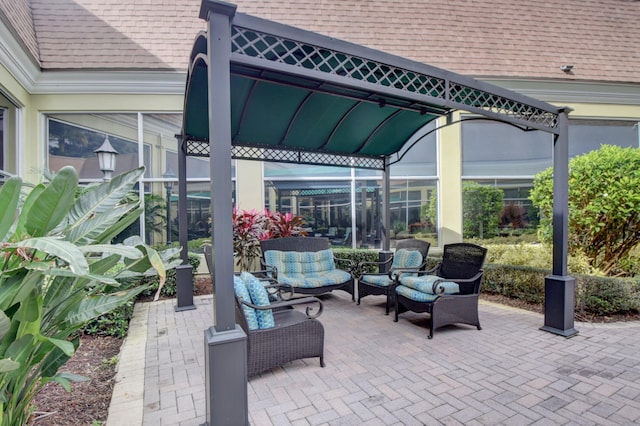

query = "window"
[
  {"left": 462, "top": 119, "right": 552, "bottom": 178},
  {"left": 569, "top": 119, "right": 639, "bottom": 158}
]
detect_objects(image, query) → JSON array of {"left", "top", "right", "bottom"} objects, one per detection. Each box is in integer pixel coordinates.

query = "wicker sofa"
[{"left": 260, "top": 237, "right": 355, "bottom": 300}]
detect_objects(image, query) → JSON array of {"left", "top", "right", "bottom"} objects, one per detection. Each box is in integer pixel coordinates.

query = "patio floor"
[{"left": 107, "top": 290, "right": 640, "bottom": 425}]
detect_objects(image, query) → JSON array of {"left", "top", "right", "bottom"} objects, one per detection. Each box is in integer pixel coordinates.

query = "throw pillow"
[
  {"left": 233, "top": 275, "right": 259, "bottom": 330},
  {"left": 241, "top": 272, "right": 275, "bottom": 329}
]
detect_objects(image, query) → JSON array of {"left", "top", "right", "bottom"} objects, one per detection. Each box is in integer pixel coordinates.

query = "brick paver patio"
[{"left": 108, "top": 290, "right": 640, "bottom": 425}]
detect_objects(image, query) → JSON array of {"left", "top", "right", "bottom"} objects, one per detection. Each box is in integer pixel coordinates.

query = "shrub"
[
  {"left": 530, "top": 145, "right": 640, "bottom": 275},
  {"left": 331, "top": 248, "right": 378, "bottom": 279}
]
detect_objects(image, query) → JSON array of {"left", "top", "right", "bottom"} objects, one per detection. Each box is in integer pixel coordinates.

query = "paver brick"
[{"left": 108, "top": 294, "right": 640, "bottom": 426}]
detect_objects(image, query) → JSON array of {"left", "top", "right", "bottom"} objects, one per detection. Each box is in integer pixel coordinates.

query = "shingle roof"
[
  {"left": 0, "top": 0, "right": 39, "bottom": 65},
  {"left": 13, "top": 0, "right": 640, "bottom": 83}
]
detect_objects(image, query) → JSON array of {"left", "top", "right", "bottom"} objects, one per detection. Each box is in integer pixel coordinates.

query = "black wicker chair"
[
  {"left": 204, "top": 245, "right": 326, "bottom": 376},
  {"left": 393, "top": 243, "right": 487, "bottom": 339},
  {"left": 260, "top": 236, "right": 355, "bottom": 300},
  {"left": 356, "top": 239, "right": 431, "bottom": 314}
]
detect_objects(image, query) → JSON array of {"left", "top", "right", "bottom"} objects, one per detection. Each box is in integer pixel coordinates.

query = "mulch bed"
[{"left": 32, "top": 336, "right": 122, "bottom": 425}]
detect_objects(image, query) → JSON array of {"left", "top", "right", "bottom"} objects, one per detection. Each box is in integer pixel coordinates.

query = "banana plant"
[{"left": 0, "top": 166, "right": 179, "bottom": 425}]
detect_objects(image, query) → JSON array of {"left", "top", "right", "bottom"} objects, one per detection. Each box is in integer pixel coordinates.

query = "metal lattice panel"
[
  {"left": 184, "top": 139, "right": 384, "bottom": 169},
  {"left": 231, "top": 26, "right": 447, "bottom": 99},
  {"left": 231, "top": 26, "right": 558, "bottom": 131},
  {"left": 449, "top": 83, "right": 558, "bottom": 128},
  {"left": 234, "top": 145, "right": 384, "bottom": 170}
]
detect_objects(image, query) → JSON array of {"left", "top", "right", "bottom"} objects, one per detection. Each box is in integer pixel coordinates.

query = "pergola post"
[
  {"left": 200, "top": 1, "right": 249, "bottom": 425},
  {"left": 175, "top": 135, "right": 195, "bottom": 312},
  {"left": 382, "top": 158, "right": 391, "bottom": 251},
  {"left": 541, "top": 108, "right": 578, "bottom": 337}
]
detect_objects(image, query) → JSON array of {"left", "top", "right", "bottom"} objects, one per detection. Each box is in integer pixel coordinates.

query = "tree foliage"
[
  {"left": 424, "top": 183, "right": 503, "bottom": 239},
  {"left": 462, "top": 182, "right": 504, "bottom": 239},
  {"left": 530, "top": 145, "right": 640, "bottom": 275}
]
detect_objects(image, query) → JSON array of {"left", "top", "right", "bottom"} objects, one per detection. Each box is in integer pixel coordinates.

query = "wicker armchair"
[
  {"left": 260, "top": 237, "right": 355, "bottom": 300},
  {"left": 393, "top": 243, "right": 487, "bottom": 339},
  {"left": 235, "top": 292, "right": 325, "bottom": 376},
  {"left": 356, "top": 239, "right": 431, "bottom": 314},
  {"left": 204, "top": 245, "right": 326, "bottom": 376}
]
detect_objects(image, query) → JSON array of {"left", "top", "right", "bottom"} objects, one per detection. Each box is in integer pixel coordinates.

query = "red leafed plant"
[{"left": 232, "top": 207, "right": 307, "bottom": 271}]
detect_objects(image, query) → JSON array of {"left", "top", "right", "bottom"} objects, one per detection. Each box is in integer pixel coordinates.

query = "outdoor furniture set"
[{"left": 205, "top": 237, "right": 487, "bottom": 375}]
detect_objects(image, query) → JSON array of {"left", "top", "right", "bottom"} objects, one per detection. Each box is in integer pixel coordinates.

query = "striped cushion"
[
  {"left": 395, "top": 284, "right": 441, "bottom": 302},
  {"left": 264, "top": 249, "right": 336, "bottom": 276},
  {"left": 360, "top": 274, "right": 393, "bottom": 287},
  {"left": 233, "top": 275, "right": 259, "bottom": 330},
  {"left": 264, "top": 249, "right": 349, "bottom": 288},
  {"left": 278, "top": 269, "right": 352, "bottom": 289},
  {"left": 391, "top": 249, "right": 423, "bottom": 268},
  {"left": 399, "top": 274, "right": 459, "bottom": 295},
  {"left": 241, "top": 272, "right": 275, "bottom": 329}
]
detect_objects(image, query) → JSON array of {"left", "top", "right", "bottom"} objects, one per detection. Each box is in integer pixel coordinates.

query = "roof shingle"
[{"left": 13, "top": 0, "right": 640, "bottom": 83}]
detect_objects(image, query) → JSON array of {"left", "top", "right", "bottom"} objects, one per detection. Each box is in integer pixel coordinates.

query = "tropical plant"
[
  {"left": 530, "top": 145, "right": 640, "bottom": 275},
  {"left": 232, "top": 208, "right": 307, "bottom": 271},
  {"left": 264, "top": 211, "right": 307, "bottom": 239},
  {"left": 0, "top": 166, "right": 178, "bottom": 425},
  {"left": 232, "top": 208, "right": 269, "bottom": 272}
]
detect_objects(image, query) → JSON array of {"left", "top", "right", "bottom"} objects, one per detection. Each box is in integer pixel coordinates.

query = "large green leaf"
[
  {"left": 0, "top": 358, "right": 20, "bottom": 373},
  {"left": 67, "top": 204, "right": 140, "bottom": 244},
  {"left": 13, "top": 183, "right": 44, "bottom": 239},
  {"left": 40, "top": 336, "right": 78, "bottom": 377},
  {"left": 0, "top": 311, "right": 10, "bottom": 341},
  {"left": 0, "top": 176, "right": 22, "bottom": 242},
  {"left": 66, "top": 167, "right": 144, "bottom": 234},
  {"left": 24, "top": 167, "right": 78, "bottom": 237},
  {"left": 78, "top": 244, "right": 142, "bottom": 259},
  {"left": 65, "top": 287, "right": 146, "bottom": 324},
  {"left": 11, "top": 237, "right": 89, "bottom": 274},
  {"left": 88, "top": 254, "right": 121, "bottom": 275},
  {"left": 92, "top": 207, "right": 143, "bottom": 244}
]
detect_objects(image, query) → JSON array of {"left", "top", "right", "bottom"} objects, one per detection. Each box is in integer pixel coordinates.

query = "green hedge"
[
  {"left": 482, "top": 263, "right": 640, "bottom": 316},
  {"left": 331, "top": 248, "right": 379, "bottom": 278}
]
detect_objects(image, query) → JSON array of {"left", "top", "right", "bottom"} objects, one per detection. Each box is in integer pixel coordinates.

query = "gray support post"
[
  {"left": 382, "top": 158, "right": 390, "bottom": 251},
  {"left": 200, "top": 1, "right": 248, "bottom": 425},
  {"left": 175, "top": 135, "right": 195, "bottom": 312},
  {"left": 541, "top": 108, "right": 578, "bottom": 337}
]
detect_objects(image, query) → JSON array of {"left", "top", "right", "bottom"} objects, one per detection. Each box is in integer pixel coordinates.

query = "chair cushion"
[
  {"left": 264, "top": 249, "right": 336, "bottom": 276},
  {"left": 391, "top": 248, "right": 423, "bottom": 269},
  {"left": 360, "top": 274, "right": 393, "bottom": 287},
  {"left": 279, "top": 269, "right": 351, "bottom": 288},
  {"left": 399, "top": 274, "right": 460, "bottom": 295},
  {"left": 241, "top": 272, "right": 275, "bottom": 329},
  {"left": 395, "top": 284, "right": 441, "bottom": 302},
  {"left": 233, "top": 275, "right": 259, "bottom": 330}
]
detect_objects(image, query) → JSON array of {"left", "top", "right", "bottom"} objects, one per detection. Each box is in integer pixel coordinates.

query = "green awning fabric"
[{"left": 183, "top": 9, "right": 562, "bottom": 170}]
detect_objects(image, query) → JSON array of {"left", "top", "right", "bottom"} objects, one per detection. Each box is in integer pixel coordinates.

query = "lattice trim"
[
  {"left": 231, "top": 26, "right": 446, "bottom": 99},
  {"left": 449, "top": 83, "right": 558, "bottom": 128},
  {"left": 231, "top": 26, "right": 558, "bottom": 130},
  {"left": 184, "top": 139, "right": 383, "bottom": 169}
]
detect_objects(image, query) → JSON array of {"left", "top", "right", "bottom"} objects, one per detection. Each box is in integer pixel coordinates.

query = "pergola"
[{"left": 180, "top": 1, "right": 577, "bottom": 423}]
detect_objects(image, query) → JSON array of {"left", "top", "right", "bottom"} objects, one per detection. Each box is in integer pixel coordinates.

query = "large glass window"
[
  {"left": 569, "top": 119, "right": 639, "bottom": 158},
  {"left": 462, "top": 119, "right": 552, "bottom": 177},
  {"left": 45, "top": 112, "right": 237, "bottom": 245},
  {"left": 47, "top": 114, "right": 140, "bottom": 181},
  {"left": 0, "top": 91, "right": 18, "bottom": 179}
]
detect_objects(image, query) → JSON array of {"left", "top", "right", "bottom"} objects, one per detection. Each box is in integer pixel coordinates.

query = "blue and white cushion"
[
  {"left": 361, "top": 248, "right": 424, "bottom": 287},
  {"left": 241, "top": 272, "right": 275, "bottom": 329},
  {"left": 233, "top": 275, "right": 259, "bottom": 330},
  {"left": 399, "top": 274, "right": 459, "bottom": 295}
]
